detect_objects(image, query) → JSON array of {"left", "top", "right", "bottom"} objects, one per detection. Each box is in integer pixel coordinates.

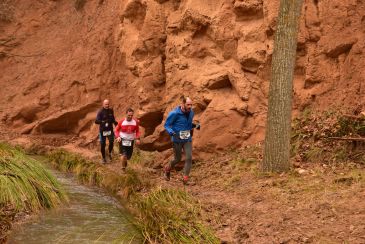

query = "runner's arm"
[
  {"left": 192, "top": 123, "right": 201, "bottom": 130},
  {"left": 135, "top": 119, "right": 141, "bottom": 139},
  {"left": 95, "top": 110, "right": 103, "bottom": 124},
  {"left": 114, "top": 121, "right": 121, "bottom": 138},
  {"left": 164, "top": 111, "right": 176, "bottom": 135}
]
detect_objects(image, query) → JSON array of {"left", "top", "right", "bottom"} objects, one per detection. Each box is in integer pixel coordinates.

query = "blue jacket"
[{"left": 164, "top": 106, "right": 194, "bottom": 143}]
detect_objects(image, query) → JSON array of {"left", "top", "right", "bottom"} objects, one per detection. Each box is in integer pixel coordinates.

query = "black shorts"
[{"left": 119, "top": 140, "right": 134, "bottom": 160}]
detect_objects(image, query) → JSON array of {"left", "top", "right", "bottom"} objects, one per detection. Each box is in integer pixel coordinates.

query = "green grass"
[
  {"left": 47, "top": 149, "right": 145, "bottom": 197},
  {"left": 0, "top": 143, "right": 67, "bottom": 212},
  {"left": 303, "top": 145, "right": 324, "bottom": 162},
  {"left": 0, "top": 142, "right": 68, "bottom": 242},
  {"left": 120, "top": 187, "right": 219, "bottom": 244},
  {"left": 47, "top": 149, "right": 219, "bottom": 243}
]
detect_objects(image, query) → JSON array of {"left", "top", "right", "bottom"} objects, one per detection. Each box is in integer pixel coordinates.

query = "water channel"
[{"left": 8, "top": 161, "right": 136, "bottom": 244}]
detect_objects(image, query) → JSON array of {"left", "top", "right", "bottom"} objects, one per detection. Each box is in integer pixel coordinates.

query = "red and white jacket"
[{"left": 114, "top": 118, "right": 140, "bottom": 141}]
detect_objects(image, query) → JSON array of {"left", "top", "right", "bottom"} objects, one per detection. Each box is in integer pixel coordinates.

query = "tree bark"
[{"left": 262, "top": 0, "right": 304, "bottom": 172}]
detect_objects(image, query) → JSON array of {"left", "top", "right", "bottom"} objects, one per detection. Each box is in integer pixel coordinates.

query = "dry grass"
[{"left": 291, "top": 109, "right": 365, "bottom": 165}]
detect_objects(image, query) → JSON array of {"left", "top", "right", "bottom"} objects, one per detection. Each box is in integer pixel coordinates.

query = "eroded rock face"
[{"left": 1, "top": 0, "right": 365, "bottom": 154}]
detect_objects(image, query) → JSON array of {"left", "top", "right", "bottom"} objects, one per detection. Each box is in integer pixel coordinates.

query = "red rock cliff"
[{"left": 0, "top": 0, "right": 364, "bottom": 153}]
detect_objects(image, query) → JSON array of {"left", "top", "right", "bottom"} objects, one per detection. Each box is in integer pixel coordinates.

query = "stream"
[{"left": 8, "top": 164, "right": 136, "bottom": 244}]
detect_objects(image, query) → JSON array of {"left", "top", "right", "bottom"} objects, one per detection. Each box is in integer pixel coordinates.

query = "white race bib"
[
  {"left": 103, "top": 131, "right": 112, "bottom": 136},
  {"left": 179, "top": 130, "right": 190, "bottom": 139},
  {"left": 122, "top": 140, "right": 132, "bottom": 146}
]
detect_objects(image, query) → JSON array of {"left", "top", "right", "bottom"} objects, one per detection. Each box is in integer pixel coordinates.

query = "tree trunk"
[{"left": 262, "top": 0, "right": 304, "bottom": 172}]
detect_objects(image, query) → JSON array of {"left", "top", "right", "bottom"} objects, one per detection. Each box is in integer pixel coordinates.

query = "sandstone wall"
[{"left": 0, "top": 0, "right": 364, "bottom": 153}]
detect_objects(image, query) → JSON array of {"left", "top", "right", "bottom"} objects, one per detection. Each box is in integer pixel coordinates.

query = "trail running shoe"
[
  {"left": 164, "top": 166, "right": 171, "bottom": 181},
  {"left": 182, "top": 175, "right": 189, "bottom": 185}
]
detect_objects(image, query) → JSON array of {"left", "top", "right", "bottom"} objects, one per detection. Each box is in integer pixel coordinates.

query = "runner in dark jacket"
[{"left": 95, "top": 99, "right": 118, "bottom": 163}]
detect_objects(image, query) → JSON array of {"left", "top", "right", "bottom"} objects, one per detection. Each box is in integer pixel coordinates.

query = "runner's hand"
[
  {"left": 135, "top": 139, "right": 141, "bottom": 145},
  {"left": 116, "top": 137, "right": 121, "bottom": 143}
]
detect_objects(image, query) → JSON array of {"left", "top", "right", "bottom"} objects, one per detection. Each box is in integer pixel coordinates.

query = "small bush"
[{"left": 291, "top": 109, "right": 365, "bottom": 164}]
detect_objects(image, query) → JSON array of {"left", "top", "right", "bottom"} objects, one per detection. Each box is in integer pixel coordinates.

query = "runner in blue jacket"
[{"left": 164, "top": 96, "right": 200, "bottom": 185}]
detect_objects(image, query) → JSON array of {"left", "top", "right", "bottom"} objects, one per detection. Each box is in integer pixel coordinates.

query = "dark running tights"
[{"left": 101, "top": 141, "right": 114, "bottom": 159}]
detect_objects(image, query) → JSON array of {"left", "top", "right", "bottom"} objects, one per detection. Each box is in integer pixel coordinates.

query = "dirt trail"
[
  {"left": 124, "top": 148, "right": 365, "bottom": 244},
  {"left": 2, "top": 126, "right": 364, "bottom": 244}
]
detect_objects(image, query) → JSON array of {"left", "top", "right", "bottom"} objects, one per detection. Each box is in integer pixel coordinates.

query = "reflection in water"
[{"left": 8, "top": 170, "right": 133, "bottom": 244}]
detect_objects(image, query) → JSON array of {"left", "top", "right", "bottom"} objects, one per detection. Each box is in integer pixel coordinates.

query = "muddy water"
[{"left": 8, "top": 168, "right": 136, "bottom": 244}]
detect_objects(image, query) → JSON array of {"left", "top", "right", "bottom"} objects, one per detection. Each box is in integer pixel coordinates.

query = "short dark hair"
[
  {"left": 180, "top": 95, "right": 186, "bottom": 103},
  {"left": 126, "top": 108, "right": 134, "bottom": 113}
]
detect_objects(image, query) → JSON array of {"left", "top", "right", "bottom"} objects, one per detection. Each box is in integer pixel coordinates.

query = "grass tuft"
[
  {"left": 47, "top": 149, "right": 219, "bottom": 243},
  {"left": 0, "top": 142, "right": 67, "bottom": 242},
  {"left": 47, "top": 149, "right": 145, "bottom": 197},
  {"left": 120, "top": 187, "right": 219, "bottom": 244},
  {"left": 0, "top": 143, "right": 67, "bottom": 212}
]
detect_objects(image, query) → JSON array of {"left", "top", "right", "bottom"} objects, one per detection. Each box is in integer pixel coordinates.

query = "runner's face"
[
  {"left": 103, "top": 101, "right": 109, "bottom": 109},
  {"left": 126, "top": 111, "right": 133, "bottom": 121},
  {"left": 184, "top": 101, "right": 193, "bottom": 112}
]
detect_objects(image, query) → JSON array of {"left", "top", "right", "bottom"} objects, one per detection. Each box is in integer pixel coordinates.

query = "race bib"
[
  {"left": 122, "top": 140, "right": 132, "bottom": 146},
  {"left": 103, "top": 131, "right": 112, "bottom": 136},
  {"left": 179, "top": 130, "right": 190, "bottom": 139}
]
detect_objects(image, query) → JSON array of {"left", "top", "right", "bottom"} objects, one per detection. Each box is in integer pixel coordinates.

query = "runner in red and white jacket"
[{"left": 114, "top": 108, "right": 141, "bottom": 170}]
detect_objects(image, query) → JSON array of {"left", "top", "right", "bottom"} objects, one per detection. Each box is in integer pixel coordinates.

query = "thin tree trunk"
[{"left": 262, "top": 0, "right": 304, "bottom": 172}]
